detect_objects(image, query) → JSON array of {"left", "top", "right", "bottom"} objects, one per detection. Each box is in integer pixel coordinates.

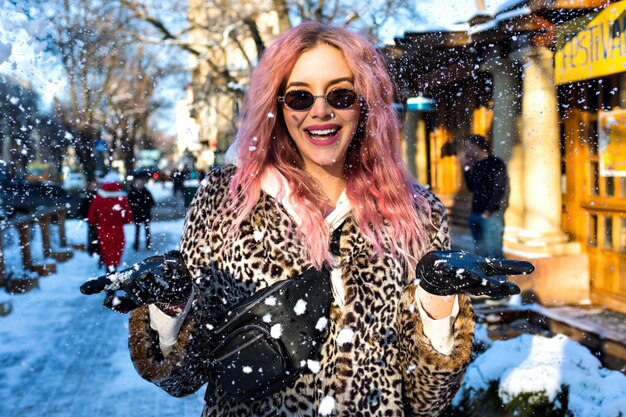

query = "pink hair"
[{"left": 228, "top": 22, "right": 432, "bottom": 269}]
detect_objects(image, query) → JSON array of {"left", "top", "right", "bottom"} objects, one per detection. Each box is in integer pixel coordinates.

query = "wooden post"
[
  {"left": 57, "top": 209, "right": 67, "bottom": 247},
  {"left": 40, "top": 214, "right": 52, "bottom": 258},
  {"left": 18, "top": 221, "right": 33, "bottom": 270}
]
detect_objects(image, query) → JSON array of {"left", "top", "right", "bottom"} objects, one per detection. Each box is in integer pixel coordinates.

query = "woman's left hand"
[{"left": 416, "top": 250, "right": 534, "bottom": 298}]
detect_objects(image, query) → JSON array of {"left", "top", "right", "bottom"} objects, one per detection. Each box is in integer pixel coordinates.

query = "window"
[
  {"left": 591, "top": 162, "right": 600, "bottom": 196},
  {"left": 606, "top": 176, "right": 615, "bottom": 197},
  {"left": 589, "top": 214, "right": 598, "bottom": 247},
  {"left": 589, "top": 122, "right": 599, "bottom": 155},
  {"left": 604, "top": 216, "right": 614, "bottom": 250}
]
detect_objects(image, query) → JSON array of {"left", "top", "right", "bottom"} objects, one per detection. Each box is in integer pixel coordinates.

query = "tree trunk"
[{"left": 272, "top": 0, "right": 292, "bottom": 33}]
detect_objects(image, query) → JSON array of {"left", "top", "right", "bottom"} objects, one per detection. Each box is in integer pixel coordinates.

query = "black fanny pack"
[{"left": 209, "top": 266, "right": 333, "bottom": 402}]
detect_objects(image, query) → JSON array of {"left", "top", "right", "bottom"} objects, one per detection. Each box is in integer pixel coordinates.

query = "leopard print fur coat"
[{"left": 128, "top": 165, "right": 475, "bottom": 417}]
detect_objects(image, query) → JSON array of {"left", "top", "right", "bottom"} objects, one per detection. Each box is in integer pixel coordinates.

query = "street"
[
  {"left": 1, "top": 184, "right": 625, "bottom": 417},
  {"left": 0, "top": 190, "right": 205, "bottom": 417}
]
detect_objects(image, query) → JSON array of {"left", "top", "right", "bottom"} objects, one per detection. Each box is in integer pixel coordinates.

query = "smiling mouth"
[{"left": 305, "top": 127, "right": 341, "bottom": 140}]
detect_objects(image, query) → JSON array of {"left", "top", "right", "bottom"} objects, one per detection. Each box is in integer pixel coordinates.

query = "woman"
[{"left": 83, "top": 22, "right": 532, "bottom": 416}]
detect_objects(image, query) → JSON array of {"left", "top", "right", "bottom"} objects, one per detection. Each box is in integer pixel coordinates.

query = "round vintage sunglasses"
[{"left": 278, "top": 88, "right": 359, "bottom": 111}]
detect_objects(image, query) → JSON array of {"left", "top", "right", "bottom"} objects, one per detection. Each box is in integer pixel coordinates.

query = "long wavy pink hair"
[{"left": 229, "top": 22, "right": 432, "bottom": 269}]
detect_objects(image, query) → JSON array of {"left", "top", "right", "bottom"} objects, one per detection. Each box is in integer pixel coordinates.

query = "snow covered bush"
[{"left": 448, "top": 333, "right": 626, "bottom": 417}]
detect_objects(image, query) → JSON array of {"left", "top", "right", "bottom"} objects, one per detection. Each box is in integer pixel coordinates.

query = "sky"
[
  {"left": 378, "top": 0, "right": 515, "bottom": 40},
  {"left": 0, "top": 0, "right": 511, "bottom": 132},
  {"left": 1, "top": 180, "right": 625, "bottom": 416}
]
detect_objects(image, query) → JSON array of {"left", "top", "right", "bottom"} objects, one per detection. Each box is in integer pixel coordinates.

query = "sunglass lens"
[
  {"left": 284, "top": 90, "right": 314, "bottom": 110},
  {"left": 327, "top": 89, "right": 357, "bottom": 109}
]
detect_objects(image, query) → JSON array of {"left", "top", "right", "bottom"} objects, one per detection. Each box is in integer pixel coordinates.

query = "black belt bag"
[{"left": 209, "top": 266, "right": 333, "bottom": 402}]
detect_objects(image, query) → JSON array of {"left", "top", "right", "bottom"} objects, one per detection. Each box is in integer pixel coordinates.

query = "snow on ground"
[
  {"left": 0, "top": 218, "right": 205, "bottom": 417},
  {"left": 454, "top": 333, "right": 626, "bottom": 416},
  {"left": 146, "top": 180, "right": 174, "bottom": 204},
  {"left": 3, "top": 212, "right": 626, "bottom": 417}
]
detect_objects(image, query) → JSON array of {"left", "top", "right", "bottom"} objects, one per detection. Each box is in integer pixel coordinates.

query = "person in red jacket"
[{"left": 88, "top": 173, "right": 134, "bottom": 273}]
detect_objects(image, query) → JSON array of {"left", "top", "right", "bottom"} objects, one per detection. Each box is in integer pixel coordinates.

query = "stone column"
[
  {"left": 511, "top": 47, "right": 569, "bottom": 246},
  {"left": 481, "top": 56, "right": 524, "bottom": 229},
  {"left": 403, "top": 111, "right": 429, "bottom": 185},
  {"left": 415, "top": 116, "right": 428, "bottom": 186}
]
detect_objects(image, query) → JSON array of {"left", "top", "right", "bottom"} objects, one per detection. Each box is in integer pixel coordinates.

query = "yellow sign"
[
  {"left": 598, "top": 109, "right": 626, "bottom": 177},
  {"left": 555, "top": 1, "right": 626, "bottom": 85}
]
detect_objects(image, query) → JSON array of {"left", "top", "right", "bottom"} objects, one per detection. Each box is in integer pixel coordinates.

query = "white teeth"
[{"left": 307, "top": 128, "right": 338, "bottom": 135}]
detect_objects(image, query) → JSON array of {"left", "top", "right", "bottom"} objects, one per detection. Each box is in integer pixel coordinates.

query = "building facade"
[
  {"left": 391, "top": 0, "right": 626, "bottom": 313},
  {"left": 182, "top": 0, "right": 282, "bottom": 170}
]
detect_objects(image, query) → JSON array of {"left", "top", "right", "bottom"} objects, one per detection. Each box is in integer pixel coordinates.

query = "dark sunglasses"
[{"left": 278, "top": 88, "right": 359, "bottom": 111}]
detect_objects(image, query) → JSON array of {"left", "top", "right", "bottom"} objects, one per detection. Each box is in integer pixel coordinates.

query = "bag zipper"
[
  {"left": 212, "top": 279, "right": 292, "bottom": 337},
  {"left": 211, "top": 324, "right": 271, "bottom": 362}
]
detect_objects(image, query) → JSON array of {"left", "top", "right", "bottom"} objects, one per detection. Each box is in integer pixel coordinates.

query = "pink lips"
[{"left": 304, "top": 124, "right": 342, "bottom": 146}]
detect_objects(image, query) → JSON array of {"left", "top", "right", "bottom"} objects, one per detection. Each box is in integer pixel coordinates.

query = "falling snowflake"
[
  {"left": 315, "top": 317, "right": 328, "bottom": 331},
  {"left": 270, "top": 323, "right": 282, "bottom": 338},
  {"left": 253, "top": 230, "right": 264, "bottom": 242},
  {"left": 242, "top": 366, "right": 252, "bottom": 374},
  {"left": 263, "top": 313, "right": 272, "bottom": 323},
  {"left": 318, "top": 396, "right": 336, "bottom": 416},
  {"left": 265, "top": 296, "right": 276, "bottom": 306},
  {"left": 293, "top": 299, "right": 307, "bottom": 315},
  {"left": 336, "top": 327, "right": 354, "bottom": 346},
  {"left": 307, "top": 360, "right": 320, "bottom": 373}
]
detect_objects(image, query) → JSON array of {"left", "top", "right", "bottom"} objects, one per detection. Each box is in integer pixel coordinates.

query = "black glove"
[
  {"left": 80, "top": 250, "right": 192, "bottom": 313},
  {"left": 416, "top": 250, "right": 534, "bottom": 298}
]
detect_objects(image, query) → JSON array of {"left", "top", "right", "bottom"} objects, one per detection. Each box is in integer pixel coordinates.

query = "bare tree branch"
[{"left": 242, "top": 17, "right": 266, "bottom": 57}]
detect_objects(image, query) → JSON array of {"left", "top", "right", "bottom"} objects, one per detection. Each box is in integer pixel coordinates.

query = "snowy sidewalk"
[{"left": 0, "top": 219, "right": 205, "bottom": 417}]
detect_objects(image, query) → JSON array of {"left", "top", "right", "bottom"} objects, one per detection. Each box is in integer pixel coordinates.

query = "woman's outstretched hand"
[
  {"left": 80, "top": 250, "right": 192, "bottom": 313},
  {"left": 416, "top": 250, "right": 534, "bottom": 298}
]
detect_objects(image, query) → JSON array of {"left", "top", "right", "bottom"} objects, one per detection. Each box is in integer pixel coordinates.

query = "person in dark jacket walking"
[
  {"left": 460, "top": 134, "right": 510, "bottom": 258},
  {"left": 128, "top": 176, "right": 155, "bottom": 251},
  {"left": 171, "top": 169, "right": 185, "bottom": 197}
]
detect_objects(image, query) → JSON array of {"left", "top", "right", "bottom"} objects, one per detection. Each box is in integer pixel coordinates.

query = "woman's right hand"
[{"left": 80, "top": 250, "right": 192, "bottom": 313}]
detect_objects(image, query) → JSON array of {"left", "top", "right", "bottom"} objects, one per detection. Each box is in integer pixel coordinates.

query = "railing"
[{"left": 0, "top": 207, "right": 74, "bottom": 293}]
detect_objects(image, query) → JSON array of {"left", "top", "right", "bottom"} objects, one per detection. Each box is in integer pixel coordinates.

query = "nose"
[{"left": 309, "top": 95, "right": 334, "bottom": 119}]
